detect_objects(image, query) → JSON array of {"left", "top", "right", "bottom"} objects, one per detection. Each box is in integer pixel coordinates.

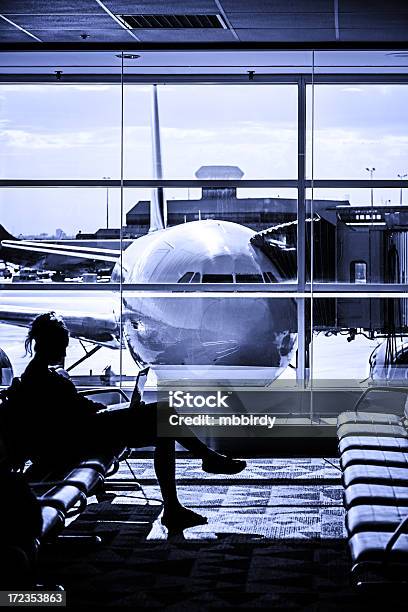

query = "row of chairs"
[
  {"left": 0, "top": 387, "right": 131, "bottom": 588},
  {"left": 337, "top": 385, "right": 408, "bottom": 587},
  {"left": 30, "top": 450, "right": 127, "bottom": 546}
]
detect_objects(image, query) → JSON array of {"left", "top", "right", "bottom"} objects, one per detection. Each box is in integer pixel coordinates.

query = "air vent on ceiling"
[{"left": 117, "top": 14, "right": 227, "bottom": 29}]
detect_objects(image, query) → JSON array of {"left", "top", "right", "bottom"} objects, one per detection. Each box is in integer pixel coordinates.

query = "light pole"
[
  {"left": 398, "top": 172, "right": 407, "bottom": 205},
  {"left": 365, "top": 167, "right": 376, "bottom": 207},
  {"left": 103, "top": 176, "right": 110, "bottom": 229}
]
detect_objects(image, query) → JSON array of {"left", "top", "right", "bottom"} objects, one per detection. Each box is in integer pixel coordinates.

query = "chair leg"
[
  {"left": 52, "top": 534, "right": 102, "bottom": 546},
  {"left": 103, "top": 479, "right": 142, "bottom": 490}
]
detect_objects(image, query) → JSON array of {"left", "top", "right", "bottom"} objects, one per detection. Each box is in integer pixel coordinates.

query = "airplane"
[
  {"left": 0, "top": 223, "right": 124, "bottom": 281},
  {"left": 0, "top": 218, "right": 297, "bottom": 383},
  {"left": 0, "top": 86, "right": 298, "bottom": 388}
]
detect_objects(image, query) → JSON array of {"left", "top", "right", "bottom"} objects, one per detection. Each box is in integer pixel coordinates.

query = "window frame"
[{"left": 1, "top": 64, "right": 408, "bottom": 387}]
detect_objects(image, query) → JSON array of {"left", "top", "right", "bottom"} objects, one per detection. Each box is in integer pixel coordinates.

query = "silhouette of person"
[{"left": 4, "top": 312, "right": 246, "bottom": 532}]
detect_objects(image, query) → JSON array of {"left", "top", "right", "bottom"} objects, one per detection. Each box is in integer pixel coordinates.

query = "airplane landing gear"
[
  {"left": 51, "top": 271, "right": 65, "bottom": 282},
  {"left": 66, "top": 340, "right": 102, "bottom": 373}
]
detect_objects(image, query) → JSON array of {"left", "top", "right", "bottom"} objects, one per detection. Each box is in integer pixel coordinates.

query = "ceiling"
[{"left": 0, "top": 0, "right": 408, "bottom": 47}]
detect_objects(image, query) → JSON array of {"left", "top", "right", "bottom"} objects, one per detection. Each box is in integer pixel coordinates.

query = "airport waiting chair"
[
  {"left": 338, "top": 411, "right": 401, "bottom": 427},
  {"left": 339, "top": 435, "right": 408, "bottom": 455},
  {"left": 0, "top": 384, "right": 136, "bottom": 589},
  {"left": 349, "top": 521, "right": 408, "bottom": 587},
  {"left": 344, "top": 483, "right": 408, "bottom": 509},
  {"left": 337, "top": 421, "right": 408, "bottom": 441},
  {"left": 343, "top": 465, "right": 408, "bottom": 488},
  {"left": 337, "top": 387, "right": 408, "bottom": 468},
  {"left": 341, "top": 449, "right": 408, "bottom": 470},
  {"left": 337, "top": 386, "right": 408, "bottom": 587},
  {"left": 346, "top": 504, "right": 408, "bottom": 536},
  {"left": 337, "top": 386, "right": 408, "bottom": 442}
]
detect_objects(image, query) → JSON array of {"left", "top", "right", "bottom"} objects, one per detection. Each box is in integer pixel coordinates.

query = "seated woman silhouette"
[{"left": 7, "top": 312, "right": 245, "bottom": 532}]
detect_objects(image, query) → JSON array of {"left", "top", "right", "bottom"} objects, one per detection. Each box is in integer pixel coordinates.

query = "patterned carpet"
[{"left": 36, "top": 458, "right": 402, "bottom": 609}]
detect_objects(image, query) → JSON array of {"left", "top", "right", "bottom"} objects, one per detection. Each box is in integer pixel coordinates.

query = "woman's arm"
[{"left": 53, "top": 372, "right": 106, "bottom": 416}]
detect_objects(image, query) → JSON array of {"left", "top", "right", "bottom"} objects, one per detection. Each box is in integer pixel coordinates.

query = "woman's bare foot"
[{"left": 162, "top": 506, "right": 207, "bottom": 534}]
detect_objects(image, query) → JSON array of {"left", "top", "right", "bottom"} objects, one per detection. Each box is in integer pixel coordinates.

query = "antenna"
[{"left": 149, "top": 85, "right": 165, "bottom": 232}]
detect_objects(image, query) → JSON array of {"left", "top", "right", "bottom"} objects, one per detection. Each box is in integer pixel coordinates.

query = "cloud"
[
  {"left": 0, "top": 84, "right": 115, "bottom": 93},
  {"left": 0, "top": 127, "right": 120, "bottom": 150},
  {"left": 159, "top": 124, "right": 297, "bottom": 144},
  {"left": 310, "top": 126, "right": 408, "bottom": 178}
]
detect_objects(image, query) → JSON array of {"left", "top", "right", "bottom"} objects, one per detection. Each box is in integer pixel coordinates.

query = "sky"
[{"left": 1, "top": 82, "right": 408, "bottom": 235}]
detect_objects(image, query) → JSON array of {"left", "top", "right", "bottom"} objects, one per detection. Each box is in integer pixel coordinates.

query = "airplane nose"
[{"left": 199, "top": 297, "right": 296, "bottom": 367}]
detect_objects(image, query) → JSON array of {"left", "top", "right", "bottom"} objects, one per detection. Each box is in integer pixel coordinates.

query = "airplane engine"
[{"left": 0, "top": 348, "right": 13, "bottom": 386}]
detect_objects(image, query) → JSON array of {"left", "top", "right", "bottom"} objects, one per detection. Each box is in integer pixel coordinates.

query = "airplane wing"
[
  {"left": 0, "top": 226, "right": 124, "bottom": 350},
  {"left": 0, "top": 295, "right": 121, "bottom": 349},
  {"left": 1, "top": 239, "right": 120, "bottom": 263},
  {"left": 0, "top": 224, "right": 121, "bottom": 274}
]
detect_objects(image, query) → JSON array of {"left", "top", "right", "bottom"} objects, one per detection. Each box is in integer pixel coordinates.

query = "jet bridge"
[{"left": 254, "top": 204, "right": 408, "bottom": 337}]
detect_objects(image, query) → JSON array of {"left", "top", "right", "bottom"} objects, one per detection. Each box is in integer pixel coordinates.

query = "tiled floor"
[{"left": 37, "top": 458, "right": 397, "bottom": 609}]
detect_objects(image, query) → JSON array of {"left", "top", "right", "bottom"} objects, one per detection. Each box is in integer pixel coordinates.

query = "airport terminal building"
[{"left": 1, "top": 1, "right": 408, "bottom": 608}]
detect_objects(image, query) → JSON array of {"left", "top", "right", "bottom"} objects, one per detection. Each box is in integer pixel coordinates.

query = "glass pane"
[
  {"left": 311, "top": 297, "right": 408, "bottom": 421},
  {"left": 0, "top": 186, "right": 123, "bottom": 236},
  {"left": 0, "top": 188, "right": 123, "bottom": 390},
  {"left": 307, "top": 188, "right": 408, "bottom": 285},
  {"left": 0, "top": 187, "right": 122, "bottom": 282},
  {"left": 0, "top": 84, "right": 121, "bottom": 179},
  {"left": 123, "top": 292, "right": 306, "bottom": 451},
  {"left": 124, "top": 84, "right": 298, "bottom": 180},
  {"left": 121, "top": 188, "right": 298, "bottom": 284},
  {"left": 0, "top": 289, "right": 125, "bottom": 389},
  {"left": 307, "top": 84, "right": 408, "bottom": 179}
]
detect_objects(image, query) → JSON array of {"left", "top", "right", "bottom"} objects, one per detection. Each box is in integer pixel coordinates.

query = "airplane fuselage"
[{"left": 113, "top": 220, "right": 297, "bottom": 375}]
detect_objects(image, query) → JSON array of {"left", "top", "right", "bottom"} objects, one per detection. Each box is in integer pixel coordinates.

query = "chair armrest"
[
  {"left": 29, "top": 480, "right": 70, "bottom": 488},
  {"left": 353, "top": 385, "right": 408, "bottom": 412},
  {"left": 79, "top": 387, "right": 130, "bottom": 400},
  {"left": 385, "top": 515, "right": 408, "bottom": 557}
]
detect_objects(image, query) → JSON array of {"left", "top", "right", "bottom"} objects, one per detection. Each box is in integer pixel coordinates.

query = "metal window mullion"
[
  {"left": 2, "top": 283, "right": 408, "bottom": 293},
  {"left": 305, "top": 74, "right": 408, "bottom": 85},
  {"left": 2, "top": 179, "right": 408, "bottom": 188},
  {"left": 1, "top": 73, "right": 407, "bottom": 86},
  {"left": 119, "top": 52, "right": 124, "bottom": 389},
  {"left": 308, "top": 180, "right": 408, "bottom": 189},
  {"left": 0, "top": 74, "right": 302, "bottom": 85},
  {"left": 297, "top": 75, "right": 307, "bottom": 385},
  {"left": 0, "top": 179, "right": 299, "bottom": 188}
]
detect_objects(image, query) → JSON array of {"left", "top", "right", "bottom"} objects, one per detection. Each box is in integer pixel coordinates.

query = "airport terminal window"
[
  {"left": 307, "top": 84, "right": 408, "bottom": 180},
  {"left": 202, "top": 274, "right": 234, "bottom": 283},
  {"left": 177, "top": 272, "right": 194, "bottom": 283},
  {"left": 134, "top": 84, "right": 298, "bottom": 180},
  {"left": 0, "top": 84, "right": 122, "bottom": 180},
  {"left": 1, "top": 50, "right": 408, "bottom": 431},
  {"left": 263, "top": 272, "right": 277, "bottom": 283},
  {"left": 236, "top": 274, "right": 264, "bottom": 283},
  {"left": 307, "top": 188, "right": 407, "bottom": 286}
]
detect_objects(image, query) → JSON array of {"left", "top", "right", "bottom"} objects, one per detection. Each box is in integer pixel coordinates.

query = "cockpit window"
[
  {"left": 236, "top": 274, "right": 263, "bottom": 283},
  {"left": 263, "top": 271, "right": 276, "bottom": 283},
  {"left": 190, "top": 272, "right": 201, "bottom": 283},
  {"left": 178, "top": 272, "right": 194, "bottom": 283},
  {"left": 202, "top": 274, "right": 234, "bottom": 283}
]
